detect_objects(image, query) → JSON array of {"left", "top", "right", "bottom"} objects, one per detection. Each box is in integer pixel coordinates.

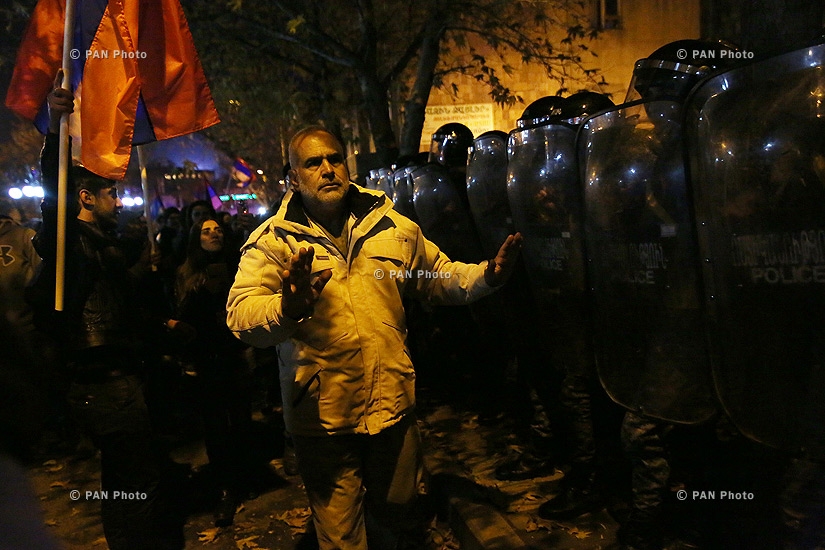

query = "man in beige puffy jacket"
[{"left": 226, "top": 126, "right": 522, "bottom": 549}]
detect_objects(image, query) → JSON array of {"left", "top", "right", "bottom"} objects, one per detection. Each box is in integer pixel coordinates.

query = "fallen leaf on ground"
[
  {"left": 274, "top": 507, "right": 312, "bottom": 535},
  {"left": 274, "top": 507, "right": 311, "bottom": 527},
  {"left": 198, "top": 528, "right": 221, "bottom": 543},
  {"left": 234, "top": 535, "right": 260, "bottom": 549},
  {"left": 568, "top": 527, "right": 592, "bottom": 539}
]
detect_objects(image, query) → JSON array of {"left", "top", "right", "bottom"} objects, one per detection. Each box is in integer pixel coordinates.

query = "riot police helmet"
[
  {"left": 517, "top": 95, "right": 567, "bottom": 128},
  {"left": 428, "top": 123, "right": 474, "bottom": 168},
  {"left": 474, "top": 130, "right": 508, "bottom": 143},
  {"left": 468, "top": 131, "right": 508, "bottom": 167},
  {"left": 556, "top": 91, "right": 615, "bottom": 126},
  {"left": 626, "top": 39, "right": 741, "bottom": 103}
]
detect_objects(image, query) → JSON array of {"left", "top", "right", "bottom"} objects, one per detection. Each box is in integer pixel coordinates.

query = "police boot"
[{"left": 537, "top": 467, "right": 601, "bottom": 520}]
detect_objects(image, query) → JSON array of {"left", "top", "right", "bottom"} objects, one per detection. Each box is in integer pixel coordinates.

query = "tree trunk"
[
  {"left": 358, "top": 71, "right": 398, "bottom": 166},
  {"left": 398, "top": 15, "right": 444, "bottom": 158}
]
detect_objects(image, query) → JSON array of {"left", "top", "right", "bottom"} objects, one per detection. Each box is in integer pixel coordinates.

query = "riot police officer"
[
  {"left": 416, "top": 124, "right": 514, "bottom": 414},
  {"left": 579, "top": 39, "right": 743, "bottom": 548},
  {"left": 504, "top": 92, "right": 617, "bottom": 519},
  {"left": 684, "top": 36, "right": 825, "bottom": 549}
]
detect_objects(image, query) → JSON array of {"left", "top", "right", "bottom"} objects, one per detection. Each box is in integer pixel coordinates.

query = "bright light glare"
[
  {"left": 134, "top": 196, "right": 144, "bottom": 206},
  {"left": 121, "top": 197, "right": 135, "bottom": 207},
  {"left": 256, "top": 206, "right": 268, "bottom": 216},
  {"left": 22, "top": 185, "right": 35, "bottom": 197},
  {"left": 8, "top": 188, "right": 23, "bottom": 199}
]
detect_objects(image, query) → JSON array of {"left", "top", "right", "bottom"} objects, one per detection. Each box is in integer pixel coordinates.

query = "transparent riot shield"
[
  {"left": 392, "top": 167, "right": 418, "bottom": 222},
  {"left": 412, "top": 163, "right": 484, "bottom": 263},
  {"left": 506, "top": 121, "right": 591, "bottom": 376},
  {"left": 685, "top": 44, "right": 825, "bottom": 451},
  {"left": 467, "top": 132, "right": 514, "bottom": 259},
  {"left": 364, "top": 170, "right": 379, "bottom": 190},
  {"left": 507, "top": 122, "right": 585, "bottom": 299},
  {"left": 375, "top": 167, "right": 394, "bottom": 200},
  {"left": 579, "top": 100, "right": 715, "bottom": 424}
]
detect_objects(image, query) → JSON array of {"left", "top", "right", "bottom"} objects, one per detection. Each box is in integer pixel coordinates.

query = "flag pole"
[
  {"left": 137, "top": 145, "right": 157, "bottom": 270},
  {"left": 55, "top": 0, "right": 77, "bottom": 311}
]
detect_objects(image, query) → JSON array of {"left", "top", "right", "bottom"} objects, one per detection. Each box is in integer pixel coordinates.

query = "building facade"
[{"left": 419, "top": 0, "right": 700, "bottom": 148}]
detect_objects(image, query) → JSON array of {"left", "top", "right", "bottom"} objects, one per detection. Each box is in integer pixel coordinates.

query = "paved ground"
[
  {"left": 26, "top": 395, "right": 624, "bottom": 550},
  {"left": 419, "top": 404, "right": 620, "bottom": 550},
  {"left": 25, "top": 386, "right": 789, "bottom": 550}
]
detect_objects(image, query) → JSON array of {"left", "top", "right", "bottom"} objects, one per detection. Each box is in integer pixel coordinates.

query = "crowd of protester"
[{"left": 3, "top": 37, "right": 824, "bottom": 549}]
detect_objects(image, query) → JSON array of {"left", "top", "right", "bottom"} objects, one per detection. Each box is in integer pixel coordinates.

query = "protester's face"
[
  {"left": 93, "top": 186, "right": 123, "bottom": 229},
  {"left": 289, "top": 131, "right": 350, "bottom": 212},
  {"left": 191, "top": 205, "right": 212, "bottom": 226},
  {"left": 167, "top": 212, "right": 181, "bottom": 230},
  {"left": 199, "top": 219, "right": 224, "bottom": 252}
]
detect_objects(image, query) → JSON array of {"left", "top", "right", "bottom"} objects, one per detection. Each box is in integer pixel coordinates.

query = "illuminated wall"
[{"left": 421, "top": 0, "right": 701, "bottom": 142}]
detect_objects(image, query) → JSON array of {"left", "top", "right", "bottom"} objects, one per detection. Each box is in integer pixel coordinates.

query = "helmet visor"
[{"left": 625, "top": 58, "right": 707, "bottom": 103}]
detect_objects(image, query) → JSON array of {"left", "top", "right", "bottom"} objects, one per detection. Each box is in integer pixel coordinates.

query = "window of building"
[{"left": 598, "top": 0, "right": 621, "bottom": 30}]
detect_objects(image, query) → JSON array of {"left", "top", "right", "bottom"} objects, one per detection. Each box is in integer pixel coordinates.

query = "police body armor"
[
  {"left": 685, "top": 43, "right": 825, "bottom": 451},
  {"left": 579, "top": 99, "right": 715, "bottom": 424},
  {"left": 466, "top": 131, "right": 514, "bottom": 258}
]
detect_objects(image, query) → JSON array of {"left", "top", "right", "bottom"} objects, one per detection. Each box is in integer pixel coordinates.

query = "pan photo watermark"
[
  {"left": 373, "top": 268, "right": 452, "bottom": 280},
  {"left": 675, "top": 47, "right": 754, "bottom": 61},
  {"left": 69, "top": 489, "right": 148, "bottom": 501},
  {"left": 676, "top": 489, "right": 755, "bottom": 501},
  {"left": 70, "top": 49, "right": 148, "bottom": 60}
]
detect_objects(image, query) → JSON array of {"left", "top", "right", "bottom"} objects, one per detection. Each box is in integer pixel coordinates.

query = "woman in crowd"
[{"left": 172, "top": 217, "right": 251, "bottom": 527}]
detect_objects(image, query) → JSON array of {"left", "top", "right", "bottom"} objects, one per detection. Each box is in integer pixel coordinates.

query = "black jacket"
[{"left": 31, "top": 134, "right": 144, "bottom": 353}]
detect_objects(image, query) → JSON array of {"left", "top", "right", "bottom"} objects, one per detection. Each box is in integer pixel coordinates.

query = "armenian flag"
[
  {"left": 231, "top": 157, "right": 254, "bottom": 186},
  {"left": 5, "top": 0, "right": 220, "bottom": 180}
]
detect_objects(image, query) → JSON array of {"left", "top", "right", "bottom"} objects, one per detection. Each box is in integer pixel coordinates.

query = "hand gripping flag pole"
[
  {"left": 8, "top": 0, "right": 221, "bottom": 307},
  {"left": 55, "top": 0, "right": 76, "bottom": 311}
]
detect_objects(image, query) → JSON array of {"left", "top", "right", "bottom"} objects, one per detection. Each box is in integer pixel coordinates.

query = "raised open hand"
[
  {"left": 281, "top": 247, "right": 333, "bottom": 320},
  {"left": 484, "top": 232, "right": 524, "bottom": 287}
]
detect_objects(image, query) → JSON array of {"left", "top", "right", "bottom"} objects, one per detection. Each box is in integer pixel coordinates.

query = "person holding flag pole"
[
  {"left": 9, "top": 0, "right": 221, "bottom": 547},
  {"left": 6, "top": 0, "right": 221, "bottom": 292},
  {"left": 34, "top": 71, "right": 179, "bottom": 550}
]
